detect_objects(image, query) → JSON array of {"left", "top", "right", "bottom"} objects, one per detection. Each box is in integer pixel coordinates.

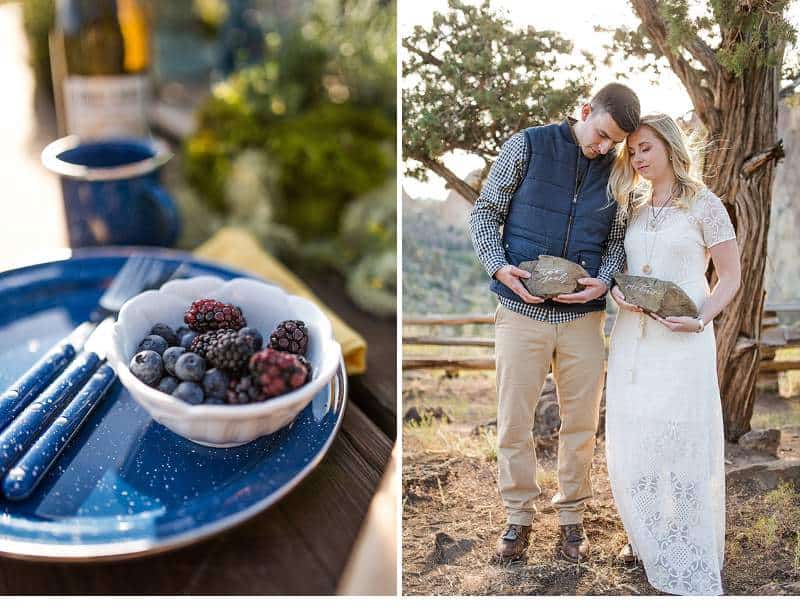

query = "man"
[{"left": 469, "top": 83, "right": 640, "bottom": 563}]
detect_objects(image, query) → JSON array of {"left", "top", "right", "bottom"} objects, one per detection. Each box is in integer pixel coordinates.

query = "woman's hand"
[
  {"left": 652, "top": 314, "right": 703, "bottom": 333},
  {"left": 610, "top": 285, "right": 642, "bottom": 313}
]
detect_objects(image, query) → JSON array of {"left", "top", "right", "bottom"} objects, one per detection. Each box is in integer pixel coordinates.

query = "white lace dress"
[{"left": 606, "top": 188, "right": 736, "bottom": 596}]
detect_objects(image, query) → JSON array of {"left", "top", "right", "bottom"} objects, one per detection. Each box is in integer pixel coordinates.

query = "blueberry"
[
  {"left": 162, "top": 346, "right": 186, "bottom": 376},
  {"left": 130, "top": 350, "right": 163, "bottom": 386},
  {"left": 202, "top": 368, "right": 229, "bottom": 399},
  {"left": 172, "top": 381, "right": 204, "bottom": 405},
  {"left": 179, "top": 329, "right": 199, "bottom": 349},
  {"left": 205, "top": 397, "right": 225, "bottom": 405},
  {"left": 150, "top": 323, "right": 178, "bottom": 346},
  {"left": 238, "top": 327, "right": 263, "bottom": 350},
  {"left": 174, "top": 352, "right": 206, "bottom": 382},
  {"left": 157, "top": 375, "right": 180, "bottom": 394},
  {"left": 138, "top": 334, "right": 168, "bottom": 355}
]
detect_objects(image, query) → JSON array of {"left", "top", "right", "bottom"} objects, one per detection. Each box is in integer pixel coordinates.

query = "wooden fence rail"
[{"left": 403, "top": 308, "right": 800, "bottom": 373}]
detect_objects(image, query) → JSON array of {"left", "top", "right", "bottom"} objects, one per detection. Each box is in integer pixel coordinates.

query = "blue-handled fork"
[
  {"left": 0, "top": 256, "right": 176, "bottom": 499},
  {"left": 0, "top": 256, "right": 171, "bottom": 431}
]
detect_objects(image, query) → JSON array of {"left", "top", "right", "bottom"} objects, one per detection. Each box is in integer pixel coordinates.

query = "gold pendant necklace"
[{"left": 641, "top": 186, "right": 675, "bottom": 274}]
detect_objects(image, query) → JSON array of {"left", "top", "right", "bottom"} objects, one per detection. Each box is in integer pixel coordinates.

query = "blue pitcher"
[{"left": 42, "top": 136, "right": 181, "bottom": 248}]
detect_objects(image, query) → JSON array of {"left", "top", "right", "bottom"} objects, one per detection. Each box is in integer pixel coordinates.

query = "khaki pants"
[{"left": 495, "top": 305, "right": 605, "bottom": 526}]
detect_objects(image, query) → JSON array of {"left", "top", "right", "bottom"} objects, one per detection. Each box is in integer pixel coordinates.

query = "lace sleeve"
[{"left": 698, "top": 191, "right": 736, "bottom": 248}]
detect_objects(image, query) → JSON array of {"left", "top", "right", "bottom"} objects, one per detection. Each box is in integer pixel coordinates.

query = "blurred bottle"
[{"left": 50, "top": 0, "right": 151, "bottom": 139}]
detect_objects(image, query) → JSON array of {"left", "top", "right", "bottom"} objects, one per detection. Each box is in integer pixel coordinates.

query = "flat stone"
[
  {"left": 428, "top": 532, "right": 475, "bottom": 565},
  {"left": 403, "top": 406, "right": 452, "bottom": 424},
  {"left": 613, "top": 273, "right": 699, "bottom": 318},
  {"left": 520, "top": 256, "right": 589, "bottom": 299},
  {"left": 755, "top": 582, "right": 800, "bottom": 595},
  {"left": 739, "top": 428, "right": 781, "bottom": 457},
  {"left": 725, "top": 458, "right": 800, "bottom": 490}
]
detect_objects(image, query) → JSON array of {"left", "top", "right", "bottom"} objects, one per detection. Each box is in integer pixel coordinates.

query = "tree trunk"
[
  {"left": 629, "top": 0, "right": 788, "bottom": 441},
  {"left": 702, "top": 65, "right": 783, "bottom": 441}
]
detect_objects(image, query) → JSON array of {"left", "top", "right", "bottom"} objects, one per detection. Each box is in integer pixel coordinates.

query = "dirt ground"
[{"left": 402, "top": 369, "right": 800, "bottom": 596}]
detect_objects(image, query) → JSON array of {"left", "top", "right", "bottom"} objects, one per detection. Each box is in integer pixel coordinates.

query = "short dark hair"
[{"left": 590, "top": 83, "right": 640, "bottom": 133}]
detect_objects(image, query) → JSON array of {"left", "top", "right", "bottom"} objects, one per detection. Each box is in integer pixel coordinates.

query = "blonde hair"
[{"left": 608, "top": 113, "right": 706, "bottom": 220}]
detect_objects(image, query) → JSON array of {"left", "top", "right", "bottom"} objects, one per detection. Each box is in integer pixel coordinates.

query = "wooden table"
[
  {"left": 0, "top": 5, "right": 396, "bottom": 591},
  {"left": 0, "top": 5, "right": 396, "bottom": 595},
  {"left": 0, "top": 274, "right": 396, "bottom": 594}
]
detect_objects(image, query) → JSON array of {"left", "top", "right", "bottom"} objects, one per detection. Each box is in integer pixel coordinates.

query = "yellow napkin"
[{"left": 194, "top": 227, "right": 367, "bottom": 374}]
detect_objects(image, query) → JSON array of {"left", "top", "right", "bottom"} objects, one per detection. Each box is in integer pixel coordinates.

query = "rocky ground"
[{"left": 402, "top": 369, "right": 800, "bottom": 596}]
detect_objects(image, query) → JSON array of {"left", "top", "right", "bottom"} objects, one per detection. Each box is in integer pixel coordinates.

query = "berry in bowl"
[{"left": 108, "top": 276, "right": 342, "bottom": 447}]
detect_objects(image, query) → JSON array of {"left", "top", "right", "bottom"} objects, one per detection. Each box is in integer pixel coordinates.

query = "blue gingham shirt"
[{"left": 468, "top": 130, "right": 627, "bottom": 324}]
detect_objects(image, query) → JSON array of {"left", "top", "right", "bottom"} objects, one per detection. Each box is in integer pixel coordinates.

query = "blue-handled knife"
[{"left": 2, "top": 363, "right": 117, "bottom": 501}]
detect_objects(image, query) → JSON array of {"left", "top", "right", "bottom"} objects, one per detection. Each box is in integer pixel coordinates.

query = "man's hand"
[
  {"left": 494, "top": 264, "right": 544, "bottom": 304},
  {"left": 610, "top": 285, "right": 643, "bottom": 313},
  {"left": 553, "top": 277, "right": 608, "bottom": 304}
]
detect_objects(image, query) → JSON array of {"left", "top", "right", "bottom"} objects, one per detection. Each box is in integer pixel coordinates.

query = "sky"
[{"left": 400, "top": 0, "right": 800, "bottom": 200}]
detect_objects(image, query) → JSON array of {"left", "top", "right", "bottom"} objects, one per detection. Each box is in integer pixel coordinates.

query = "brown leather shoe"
[
  {"left": 492, "top": 524, "right": 531, "bottom": 563},
  {"left": 559, "top": 524, "right": 589, "bottom": 562},
  {"left": 618, "top": 542, "right": 640, "bottom": 565}
]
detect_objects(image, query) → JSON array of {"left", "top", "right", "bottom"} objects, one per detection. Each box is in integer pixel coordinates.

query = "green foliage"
[
  {"left": 181, "top": 1, "right": 396, "bottom": 315},
  {"left": 744, "top": 482, "right": 800, "bottom": 562},
  {"left": 403, "top": 0, "right": 595, "bottom": 184},
  {"left": 184, "top": 0, "right": 396, "bottom": 243},
  {"left": 266, "top": 104, "right": 393, "bottom": 237},
  {"left": 603, "top": 0, "right": 797, "bottom": 80}
]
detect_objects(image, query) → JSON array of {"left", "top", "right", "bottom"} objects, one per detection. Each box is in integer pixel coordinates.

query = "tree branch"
[
  {"left": 630, "top": 0, "right": 721, "bottom": 131},
  {"left": 739, "top": 140, "right": 785, "bottom": 178},
  {"left": 402, "top": 40, "right": 443, "bottom": 67},
  {"left": 780, "top": 76, "right": 800, "bottom": 98},
  {"left": 419, "top": 156, "right": 480, "bottom": 203}
]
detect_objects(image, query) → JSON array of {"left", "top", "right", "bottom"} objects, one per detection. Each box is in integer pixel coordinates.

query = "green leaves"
[{"left": 403, "top": 0, "right": 594, "bottom": 185}]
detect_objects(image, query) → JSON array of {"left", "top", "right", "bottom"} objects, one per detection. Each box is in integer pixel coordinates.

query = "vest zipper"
[{"left": 562, "top": 154, "right": 586, "bottom": 258}]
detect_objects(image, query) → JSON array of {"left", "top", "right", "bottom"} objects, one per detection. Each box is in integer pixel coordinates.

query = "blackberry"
[
  {"left": 238, "top": 327, "right": 263, "bottom": 350},
  {"left": 249, "top": 348, "right": 310, "bottom": 398},
  {"left": 189, "top": 329, "right": 235, "bottom": 358},
  {"left": 184, "top": 299, "right": 246, "bottom": 332},
  {"left": 269, "top": 320, "right": 309, "bottom": 355},
  {"left": 206, "top": 332, "right": 255, "bottom": 373},
  {"left": 226, "top": 375, "right": 266, "bottom": 405}
]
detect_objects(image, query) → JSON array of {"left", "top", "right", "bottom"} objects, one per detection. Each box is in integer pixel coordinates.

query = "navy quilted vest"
[{"left": 489, "top": 120, "right": 618, "bottom": 314}]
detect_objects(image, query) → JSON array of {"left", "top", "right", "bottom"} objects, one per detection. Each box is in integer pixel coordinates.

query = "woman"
[{"left": 605, "top": 113, "right": 741, "bottom": 595}]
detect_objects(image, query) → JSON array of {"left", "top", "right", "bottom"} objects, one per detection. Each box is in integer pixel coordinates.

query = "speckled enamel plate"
[{"left": 0, "top": 249, "right": 347, "bottom": 561}]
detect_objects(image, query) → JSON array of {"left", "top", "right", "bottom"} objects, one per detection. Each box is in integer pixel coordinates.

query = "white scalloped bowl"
[{"left": 107, "top": 276, "right": 342, "bottom": 447}]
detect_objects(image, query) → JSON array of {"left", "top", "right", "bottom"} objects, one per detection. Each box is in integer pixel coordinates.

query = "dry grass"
[{"left": 402, "top": 369, "right": 800, "bottom": 596}]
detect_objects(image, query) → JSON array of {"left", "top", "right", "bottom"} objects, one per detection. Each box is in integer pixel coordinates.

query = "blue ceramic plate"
[{"left": 0, "top": 249, "right": 347, "bottom": 561}]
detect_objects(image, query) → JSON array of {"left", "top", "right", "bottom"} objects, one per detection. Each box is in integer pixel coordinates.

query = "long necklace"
[{"left": 641, "top": 185, "right": 675, "bottom": 275}]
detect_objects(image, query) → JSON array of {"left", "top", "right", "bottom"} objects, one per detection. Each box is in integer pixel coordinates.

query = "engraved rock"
[
  {"left": 520, "top": 256, "right": 589, "bottom": 299},
  {"left": 613, "top": 273, "right": 699, "bottom": 318}
]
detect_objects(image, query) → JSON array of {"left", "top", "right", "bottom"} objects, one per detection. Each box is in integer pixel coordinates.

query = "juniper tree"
[
  {"left": 603, "top": 0, "right": 796, "bottom": 440},
  {"left": 402, "top": 0, "right": 595, "bottom": 202}
]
